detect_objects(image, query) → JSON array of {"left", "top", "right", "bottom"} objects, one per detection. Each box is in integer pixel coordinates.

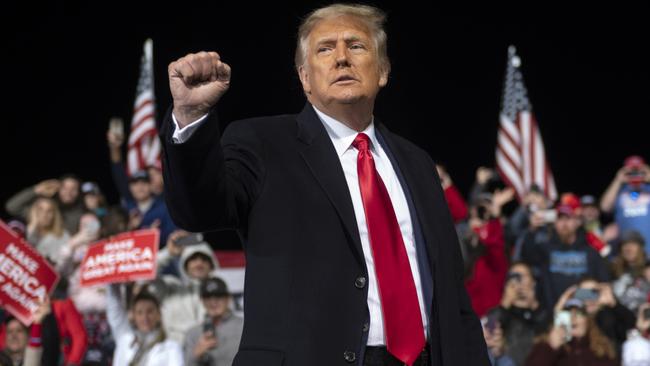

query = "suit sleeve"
[{"left": 160, "top": 107, "right": 266, "bottom": 233}]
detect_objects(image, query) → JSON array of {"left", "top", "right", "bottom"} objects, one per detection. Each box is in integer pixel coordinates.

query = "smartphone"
[
  {"left": 203, "top": 318, "right": 215, "bottom": 337},
  {"left": 540, "top": 209, "right": 557, "bottom": 223},
  {"left": 175, "top": 233, "right": 204, "bottom": 247},
  {"left": 573, "top": 288, "right": 599, "bottom": 302},
  {"left": 109, "top": 117, "right": 124, "bottom": 138},
  {"left": 554, "top": 310, "right": 572, "bottom": 342}
]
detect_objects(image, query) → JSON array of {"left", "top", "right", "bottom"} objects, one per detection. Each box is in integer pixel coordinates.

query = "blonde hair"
[
  {"left": 295, "top": 4, "right": 391, "bottom": 74},
  {"left": 28, "top": 197, "right": 65, "bottom": 238}
]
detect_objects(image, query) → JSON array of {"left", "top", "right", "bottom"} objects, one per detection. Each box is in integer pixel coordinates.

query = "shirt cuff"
[{"left": 171, "top": 113, "right": 209, "bottom": 144}]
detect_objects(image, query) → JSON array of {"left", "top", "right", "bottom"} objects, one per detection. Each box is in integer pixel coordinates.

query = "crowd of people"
[
  {"left": 0, "top": 128, "right": 243, "bottom": 366},
  {"left": 1, "top": 119, "right": 649, "bottom": 365},
  {"left": 438, "top": 154, "right": 650, "bottom": 365}
]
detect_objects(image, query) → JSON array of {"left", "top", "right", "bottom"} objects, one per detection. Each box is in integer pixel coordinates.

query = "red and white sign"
[
  {"left": 0, "top": 220, "right": 59, "bottom": 326},
  {"left": 79, "top": 229, "right": 159, "bottom": 287}
]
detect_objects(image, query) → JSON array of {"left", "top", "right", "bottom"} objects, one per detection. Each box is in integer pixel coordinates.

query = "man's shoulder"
[{"left": 227, "top": 113, "right": 298, "bottom": 133}]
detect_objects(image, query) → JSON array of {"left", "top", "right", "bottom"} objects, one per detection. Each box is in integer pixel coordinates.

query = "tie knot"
[{"left": 352, "top": 133, "right": 371, "bottom": 152}]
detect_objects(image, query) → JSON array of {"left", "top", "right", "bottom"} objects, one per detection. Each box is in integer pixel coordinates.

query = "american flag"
[
  {"left": 127, "top": 39, "right": 161, "bottom": 176},
  {"left": 496, "top": 46, "right": 557, "bottom": 202}
]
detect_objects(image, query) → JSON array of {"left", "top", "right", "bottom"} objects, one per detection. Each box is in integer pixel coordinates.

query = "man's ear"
[
  {"left": 378, "top": 67, "right": 389, "bottom": 88},
  {"left": 298, "top": 65, "right": 311, "bottom": 94}
]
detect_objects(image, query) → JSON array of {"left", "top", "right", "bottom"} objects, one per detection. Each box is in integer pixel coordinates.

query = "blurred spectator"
[
  {"left": 21, "top": 298, "right": 53, "bottom": 366},
  {"left": 436, "top": 164, "right": 468, "bottom": 223},
  {"left": 183, "top": 277, "right": 243, "bottom": 366},
  {"left": 495, "top": 262, "right": 550, "bottom": 366},
  {"left": 507, "top": 184, "right": 550, "bottom": 260},
  {"left": 622, "top": 302, "right": 650, "bottom": 366},
  {"left": 81, "top": 181, "right": 108, "bottom": 219},
  {"left": 6, "top": 220, "right": 26, "bottom": 240},
  {"left": 555, "top": 278, "right": 636, "bottom": 353},
  {"left": 481, "top": 309, "right": 516, "bottom": 366},
  {"left": 5, "top": 175, "right": 84, "bottom": 234},
  {"left": 462, "top": 188, "right": 514, "bottom": 317},
  {"left": 600, "top": 155, "right": 650, "bottom": 254},
  {"left": 107, "top": 285, "right": 183, "bottom": 365},
  {"left": 147, "top": 163, "right": 164, "bottom": 197},
  {"left": 1, "top": 316, "right": 27, "bottom": 366},
  {"left": 612, "top": 231, "right": 650, "bottom": 313},
  {"left": 525, "top": 298, "right": 617, "bottom": 366},
  {"left": 64, "top": 209, "right": 127, "bottom": 365},
  {"left": 107, "top": 125, "right": 176, "bottom": 245},
  {"left": 469, "top": 167, "right": 497, "bottom": 206},
  {"left": 25, "top": 197, "right": 70, "bottom": 265},
  {"left": 0, "top": 307, "right": 60, "bottom": 366},
  {"left": 580, "top": 195, "right": 603, "bottom": 239},
  {"left": 520, "top": 201, "right": 609, "bottom": 308},
  {"left": 147, "top": 232, "right": 220, "bottom": 344}
]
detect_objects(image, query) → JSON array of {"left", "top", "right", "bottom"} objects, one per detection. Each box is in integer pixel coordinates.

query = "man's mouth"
[{"left": 333, "top": 75, "right": 357, "bottom": 84}]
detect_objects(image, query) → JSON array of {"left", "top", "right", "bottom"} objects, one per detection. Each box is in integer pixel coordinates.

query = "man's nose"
[{"left": 334, "top": 44, "right": 350, "bottom": 67}]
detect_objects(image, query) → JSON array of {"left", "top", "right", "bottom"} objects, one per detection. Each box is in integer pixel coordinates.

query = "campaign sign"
[
  {"left": 0, "top": 220, "right": 59, "bottom": 325},
  {"left": 79, "top": 229, "right": 159, "bottom": 287}
]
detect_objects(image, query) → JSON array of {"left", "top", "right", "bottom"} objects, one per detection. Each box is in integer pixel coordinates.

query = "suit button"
[
  {"left": 354, "top": 276, "right": 367, "bottom": 289},
  {"left": 343, "top": 351, "right": 356, "bottom": 363},
  {"left": 362, "top": 322, "right": 369, "bottom": 332}
]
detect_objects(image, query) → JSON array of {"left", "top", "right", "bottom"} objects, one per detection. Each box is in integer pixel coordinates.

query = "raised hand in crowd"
[{"left": 33, "top": 179, "right": 61, "bottom": 198}]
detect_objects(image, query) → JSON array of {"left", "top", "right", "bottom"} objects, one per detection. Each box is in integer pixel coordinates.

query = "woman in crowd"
[
  {"left": 107, "top": 284, "right": 183, "bottom": 366},
  {"left": 26, "top": 197, "right": 70, "bottom": 266},
  {"left": 525, "top": 299, "right": 617, "bottom": 366}
]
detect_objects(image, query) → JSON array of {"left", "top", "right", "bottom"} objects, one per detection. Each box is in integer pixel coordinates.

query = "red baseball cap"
[{"left": 556, "top": 204, "right": 577, "bottom": 217}]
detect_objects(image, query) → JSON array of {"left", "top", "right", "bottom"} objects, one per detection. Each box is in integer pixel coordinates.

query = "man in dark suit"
[{"left": 160, "top": 4, "right": 489, "bottom": 366}]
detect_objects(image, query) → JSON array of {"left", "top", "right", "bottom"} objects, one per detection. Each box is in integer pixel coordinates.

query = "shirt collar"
[{"left": 312, "top": 105, "right": 379, "bottom": 157}]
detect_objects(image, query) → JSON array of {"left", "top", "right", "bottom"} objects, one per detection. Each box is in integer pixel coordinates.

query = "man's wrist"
[{"left": 173, "top": 106, "right": 210, "bottom": 128}]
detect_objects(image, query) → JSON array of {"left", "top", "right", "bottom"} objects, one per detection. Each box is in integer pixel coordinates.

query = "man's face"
[
  {"left": 554, "top": 214, "right": 579, "bottom": 243},
  {"left": 58, "top": 178, "right": 80, "bottom": 205},
  {"left": 132, "top": 300, "right": 161, "bottom": 333},
  {"left": 186, "top": 256, "right": 213, "bottom": 280},
  {"left": 581, "top": 205, "right": 600, "bottom": 223},
  {"left": 298, "top": 16, "right": 388, "bottom": 111},
  {"left": 129, "top": 180, "right": 152, "bottom": 202},
  {"left": 147, "top": 167, "right": 164, "bottom": 194},
  {"left": 4, "top": 319, "right": 27, "bottom": 354},
  {"left": 202, "top": 296, "right": 230, "bottom": 318}
]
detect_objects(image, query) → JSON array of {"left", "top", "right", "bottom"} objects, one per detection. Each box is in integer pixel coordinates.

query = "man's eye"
[
  {"left": 350, "top": 44, "right": 365, "bottom": 50},
  {"left": 317, "top": 47, "right": 332, "bottom": 53}
]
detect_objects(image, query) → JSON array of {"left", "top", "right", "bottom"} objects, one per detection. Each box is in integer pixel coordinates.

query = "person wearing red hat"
[
  {"left": 600, "top": 155, "right": 650, "bottom": 256},
  {"left": 520, "top": 199, "right": 609, "bottom": 308}
]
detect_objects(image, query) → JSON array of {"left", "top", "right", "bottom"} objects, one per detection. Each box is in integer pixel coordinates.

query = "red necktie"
[{"left": 353, "top": 133, "right": 425, "bottom": 366}]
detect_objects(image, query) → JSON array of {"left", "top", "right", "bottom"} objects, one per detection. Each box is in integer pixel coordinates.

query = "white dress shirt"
[{"left": 172, "top": 107, "right": 428, "bottom": 345}]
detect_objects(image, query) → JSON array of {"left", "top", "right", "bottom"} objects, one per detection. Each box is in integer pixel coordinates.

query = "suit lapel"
[{"left": 296, "top": 104, "right": 366, "bottom": 266}]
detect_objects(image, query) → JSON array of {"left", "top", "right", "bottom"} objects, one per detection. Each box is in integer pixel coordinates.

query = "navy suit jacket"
[{"left": 160, "top": 103, "right": 489, "bottom": 366}]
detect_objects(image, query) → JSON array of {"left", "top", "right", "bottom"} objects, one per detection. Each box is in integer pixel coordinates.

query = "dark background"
[{"left": 5, "top": 4, "right": 648, "bottom": 245}]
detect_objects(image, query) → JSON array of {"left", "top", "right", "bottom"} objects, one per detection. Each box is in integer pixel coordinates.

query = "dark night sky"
[{"left": 5, "top": 3, "right": 649, "bottom": 225}]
